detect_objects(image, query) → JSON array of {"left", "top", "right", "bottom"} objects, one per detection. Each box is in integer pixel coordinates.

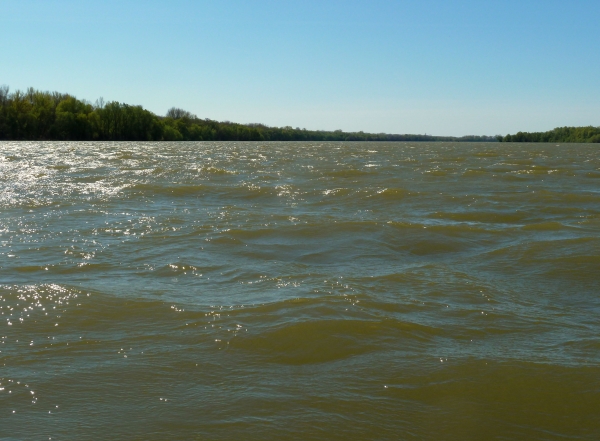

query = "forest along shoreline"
[{"left": 1, "top": 85, "right": 598, "bottom": 143}]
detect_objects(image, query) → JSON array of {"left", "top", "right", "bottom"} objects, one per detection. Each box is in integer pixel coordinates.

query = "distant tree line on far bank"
[
  {"left": 0, "top": 86, "right": 498, "bottom": 142},
  {"left": 497, "top": 126, "right": 600, "bottom": 143}
]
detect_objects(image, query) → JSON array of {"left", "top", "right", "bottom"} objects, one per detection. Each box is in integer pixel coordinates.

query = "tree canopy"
[
  {"left": 0, "top": 85, "right": 500, "bottom": 142},
  {"left": 498, "top": 126, "right": 600, "bottom": 143}
]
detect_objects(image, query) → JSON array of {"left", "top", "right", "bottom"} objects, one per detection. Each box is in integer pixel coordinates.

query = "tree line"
[
  {"left": 0, "top": 85, "right": 500, "bottom": 142},
  {"left": 498, "top": 126, "right": 600, "bottom": 143}
]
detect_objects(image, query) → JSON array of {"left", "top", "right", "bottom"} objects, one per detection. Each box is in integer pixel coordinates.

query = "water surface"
[{"left": 1, "top": 141, "right": 599, "bottom": 440}]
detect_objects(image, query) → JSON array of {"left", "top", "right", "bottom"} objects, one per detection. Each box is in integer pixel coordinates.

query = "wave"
[
  {"left": 325, "top": 169, "right": 372, "bottom": 178},
  {"left": 127, "top": 183, "right": 211, "bottom": 196},
  {"left": 198, "top": 166, "right": 236, "bottom": 175},
  {"left": 521, "top": 221, "right": 565, "bottom": 231},
  {"left": 476, "top": 237, "right": 600, "bottom": 284},
  {"left": 370, "top": 187, "right": 412, "bottom": 200},
  {"left": 430, "top": 211, "right": 528, "bottom": 224},
  {"left": 228, "top": 317, "right": 441, "bottom": 364}
]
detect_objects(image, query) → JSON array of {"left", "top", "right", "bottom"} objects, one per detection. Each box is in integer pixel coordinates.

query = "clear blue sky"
[{"left": 2, "top": 0, "right": 599, "bottom": 136}]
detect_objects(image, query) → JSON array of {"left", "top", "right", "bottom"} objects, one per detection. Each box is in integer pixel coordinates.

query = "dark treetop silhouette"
[
  {"left": 0, "top": 86, "right": 499, "bottom": 142},
  {"left": 497, "top": 126, "right": 600, "bottom": 143}
]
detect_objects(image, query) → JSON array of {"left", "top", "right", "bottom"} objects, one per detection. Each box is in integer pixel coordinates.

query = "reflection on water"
[{"left": 1, "top": 141, "right": 599, "bottom": 440}]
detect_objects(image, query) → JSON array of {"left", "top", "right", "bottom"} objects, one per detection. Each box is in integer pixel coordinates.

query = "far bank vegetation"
[
  {"left": 498, "top": 127, "right": 600, "bottom": 143},
  {"left": 0, "top": 86, "right": 496, "bottom": 142}
]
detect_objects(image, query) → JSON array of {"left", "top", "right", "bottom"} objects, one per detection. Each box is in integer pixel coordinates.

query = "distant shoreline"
[
  {"left": 498, "top": 127, "right": 600, "bottom": 143},
  {"left": 0, "top": 86, "right": 495, "bottom": 142},
  {"left": 1, "top": 85, "right": 598, "bottom": 143}
]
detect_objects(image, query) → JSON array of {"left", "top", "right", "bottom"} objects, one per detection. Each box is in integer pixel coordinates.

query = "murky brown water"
[{"left": 1, "top": 141, "right": 599, "bottom": 440}]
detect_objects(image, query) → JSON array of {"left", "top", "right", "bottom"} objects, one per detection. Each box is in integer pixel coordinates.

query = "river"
[{"left": 1, "top": 141, "right": 599, "bottom": 440}]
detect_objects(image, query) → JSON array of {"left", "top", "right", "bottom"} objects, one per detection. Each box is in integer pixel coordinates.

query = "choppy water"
[{"left": 1, "top": 141, "right": 599, "bottom": 440}]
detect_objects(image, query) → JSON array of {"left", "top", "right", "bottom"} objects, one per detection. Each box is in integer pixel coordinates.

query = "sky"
[{"left": 1, "top": 0, "right": 599, "bottom": 136}]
